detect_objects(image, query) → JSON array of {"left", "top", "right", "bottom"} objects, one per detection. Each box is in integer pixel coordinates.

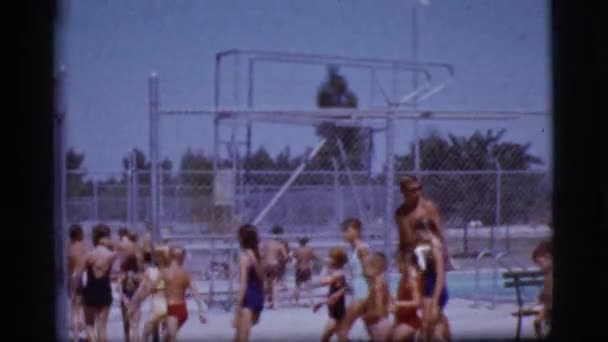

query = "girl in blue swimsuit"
[
  {"left": 337, "top": 218, "right": 372, "bottom": 341},
  {"left": 234, "top": 224, "right": 265, "bottom": 342}
]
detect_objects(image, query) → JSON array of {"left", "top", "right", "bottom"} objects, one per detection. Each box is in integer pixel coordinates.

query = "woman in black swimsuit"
[{"left": 73, "top": 224, "right": 119, "bottom": 342}]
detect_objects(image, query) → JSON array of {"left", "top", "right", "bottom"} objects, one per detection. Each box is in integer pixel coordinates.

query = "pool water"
[{"left": 388, "top": 272, "right": 541, "bottom": 304}]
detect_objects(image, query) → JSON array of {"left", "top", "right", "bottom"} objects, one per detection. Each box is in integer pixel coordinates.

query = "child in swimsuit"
[
  {"left": 312, "top": 247, "right": 349, "bottom": 342},
  {"left": 118, "top": 269, "right": 142, "bottom": 342},
  {"left": 361, "top": 252, "right": 392, "bottom": 342},
  {"left": 391, "top": 252, "right": 423, "bottom": 342},
  {"left": 234, "top": 224, "right": 265, "bottom": 342},
  {"left": 531, "top": 240, "right": 553, "bottom": 338},
  {"left": 129, "top": 246, "right": 169, "bottom": 342},
  {"left": 414, "top": 218, "right": 451, "bottom": 341},
  {"left": 337, "top": 217, "right": 373, "bottom": 341}
]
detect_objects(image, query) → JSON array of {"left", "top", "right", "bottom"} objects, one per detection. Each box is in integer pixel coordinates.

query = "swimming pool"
[{"left": 388, "top": 271, "right": 541, "bottom": 304}]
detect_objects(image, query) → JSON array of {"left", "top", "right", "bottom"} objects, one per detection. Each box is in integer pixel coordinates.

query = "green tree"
[
  {"left": 394, "top": 129, "right": 546, "bottom": 225},
  {"left": 66, "top": 148, "right": 92, "bottom": 197},
  {"left": 121, "top": 148, "right": 173, "bottom": 186},
  {"left": 179, "top": 148, "right": 213, "bottom": 192},
  {"left": 314, "top": 66, "right": 370, "bottom": 172}
]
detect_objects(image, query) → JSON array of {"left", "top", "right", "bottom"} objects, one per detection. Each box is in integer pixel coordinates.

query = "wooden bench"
[{"left": 502, "top": 270, "right": 545, "bottom": 341}]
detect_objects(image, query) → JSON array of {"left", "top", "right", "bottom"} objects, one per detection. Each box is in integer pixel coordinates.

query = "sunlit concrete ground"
[{"left": 93, "top": 297, "right": 534, "bottom": 341}]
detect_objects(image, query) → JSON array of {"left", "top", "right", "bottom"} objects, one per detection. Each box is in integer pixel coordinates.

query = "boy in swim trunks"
[
  {"left": 361, "top": 252, "right": 392, "bottom": 342},
  {"left": 312, "top": 247, "right": 348, "bottom": 342},
  {"left": 134, "top": 246, "right": 207, "bottom": 342},
  {"left": 293, "top": 237, "right": 316, "bottom": 307},
  {"left": 261, "top": 230, "right": 288, "bottom": 309},
  {"left": 531, "top": 240, "right": 553, "bottom": 338}
]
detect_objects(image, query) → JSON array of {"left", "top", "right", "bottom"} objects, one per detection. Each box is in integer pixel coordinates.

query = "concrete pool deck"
[{"left": 98, "top": 297, "right": 536, "bottom": 341}]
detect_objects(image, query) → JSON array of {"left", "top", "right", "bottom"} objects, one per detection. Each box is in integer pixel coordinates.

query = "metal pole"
[
  {"left": 412, "top": 0, "right": 421, "bottom": 174},
  {"left": 497, "top": 162, "right": 505, "bottom": 251},
  {"left": 253, "top": 139, "right": 327, "bottom": 226},
  {"left": 133, "top": 151, "right": 139, "bottom": 227},
  {"left": 332, "top": 159, "right": 342, "bottom": 224},
  {"left": 384, "top": 110, "right": 395, "bottom": 283},
  {"left": 126, "top": 162, "right": 132, "bottom": 226},
  {"left": 149, "top": 72, "right": 160, "bottom": 244},
  {"left": 54, "top": 66, "right": 68, "bottom": 341},
  {"left": 129, "top": 150, "right": 136, "bottom": 227},
  {"left": 245, "top": 59, "right": 254, "bottom": 214},
  {"left": 212, "top": 55, "right": 222, "bottom": 231},
  {"left": 92, "top": 179, "right": 98, "bottom": 221}
]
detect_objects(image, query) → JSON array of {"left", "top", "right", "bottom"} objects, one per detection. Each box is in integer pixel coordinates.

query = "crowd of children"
[{"left": 67, "top": 175, "right": 553, "bottom": 341}]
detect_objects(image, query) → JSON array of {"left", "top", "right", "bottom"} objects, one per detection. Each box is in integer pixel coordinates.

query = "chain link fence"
[{"left": 67, "top": 169, "right": 550, "bottom": 242}]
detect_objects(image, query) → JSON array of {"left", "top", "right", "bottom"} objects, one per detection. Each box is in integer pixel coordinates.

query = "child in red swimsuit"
[{"left": 391, "top": 252, "right": 423, "bottom": 342}]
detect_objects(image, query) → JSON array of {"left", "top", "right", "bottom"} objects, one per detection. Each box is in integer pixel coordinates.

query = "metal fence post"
[
  {"left": 134, "top": 165, "right": 139, "bottom": 226},
  {"left": 149, "top": 72, "right": 160, "bottom": 244},
  {"left": 384, "top": 110, "right": 395, "bottom": 281},
  {"left": 54, "top": 66, "right": 68, "bottom": 341},
  {"left": 332, "top": 159, "right": 342, "bottom": 224},
  {"left": 92, "top": 179, "right": 98, "bottom": 221}
]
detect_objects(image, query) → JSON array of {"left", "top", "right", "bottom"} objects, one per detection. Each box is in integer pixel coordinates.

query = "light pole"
[{"left": 412, "top": 0, "right": 423, "bottom": 173}]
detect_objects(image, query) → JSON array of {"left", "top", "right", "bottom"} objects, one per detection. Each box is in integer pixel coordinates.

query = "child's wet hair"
[
  {"left": 69, "top": 224, "right": 84, "bottom": 242},
  {"left": 271, "top": 225, "right": 284, "bottom": 235},
  {"left": 328, "top": 247, "right": 348, "bottom": 268},
  {"left": 92, "top": 224, "right": 111, "bottom": 246},
  {"left": 127, "top": 230, "right": 137, "bottom": 242},
  {"left": 298, "top": 237, "right": 309, "bottom": 246},
  {"left": 238, "top": 224, "right": 262, "bottom": 262},
  {"left": 532, "top": 240, "right": 553, "bottom": 261},
  {"left": 366, "top": 252, "right": 388, "bottom": 273},
  {"left": 118, "top": 226, "right": 129, "bottom": 238},
  {"left": 340, "top": 217, "right": 362, "bottom": 233},
  {"left": 170, "top": 246, "right": 187, "bottom": 264},
  {"left": 153, "top": 246, "right": 170, "bottom": 267}
]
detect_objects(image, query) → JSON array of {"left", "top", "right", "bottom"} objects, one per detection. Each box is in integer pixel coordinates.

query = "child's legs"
[
  {"left": 337, "top": 298, "right": 366, "bottom": 341},
  {"left": 321, "top": 318, "right": 338, "bottom": 342},
  {"left": 143, "top": 314, "right": 163, "bottom": 341},
  {"left": 368, "top": 318, "right": 392, "bottom": 342},
  {"left": 95, "top": 306, "right": 110, "bottom": 342},
  {"left": 236, "top": 308, "right": 254, "bottom": 342},
  {"left": 83, "top": 306, "right": 98, "bottom": 342},
  {"left": 70, "top": 299, "right": 83, "bottom": 340},
  {"left": 130, "top": 309, "right": 141, "bottom": 342},
  {"left": 120, "top": 302, "right": 131, "bottom": 341},
  {"left": 431, "top": 313, "right": 451, "bottom": 342},
  {"left": 393, "top": 323, "right": 417, "bottom": 342},
  {"left": 164, "top": 316, "right": 179, "bottom": 342}
]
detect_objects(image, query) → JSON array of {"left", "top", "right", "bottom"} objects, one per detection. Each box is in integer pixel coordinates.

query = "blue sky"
[{"left": 57, "top": 0, "right": 550, "bottom": 176}]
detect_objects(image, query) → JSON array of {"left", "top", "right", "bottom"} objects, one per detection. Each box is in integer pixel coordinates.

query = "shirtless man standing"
[
  {"left": 67, "top": 224, "right": 88, "bottom": 341},
  {"left": 394, "top": 176, "right": 454, "bottom": 270},
  {"left": 261, "top": 230, "right": 289, "bottom": 309},
  {"left": 272, "top": 226, "right": 290, "bottom": 291},
  {"left": 292, "top": 237, "right": 316, "bottom": 307},
  {"left": 132, "top": 246, "right": 207, "bottom": 342},
  {"left": 72, "top": 224, "right": 119, "bottom": 342}
]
